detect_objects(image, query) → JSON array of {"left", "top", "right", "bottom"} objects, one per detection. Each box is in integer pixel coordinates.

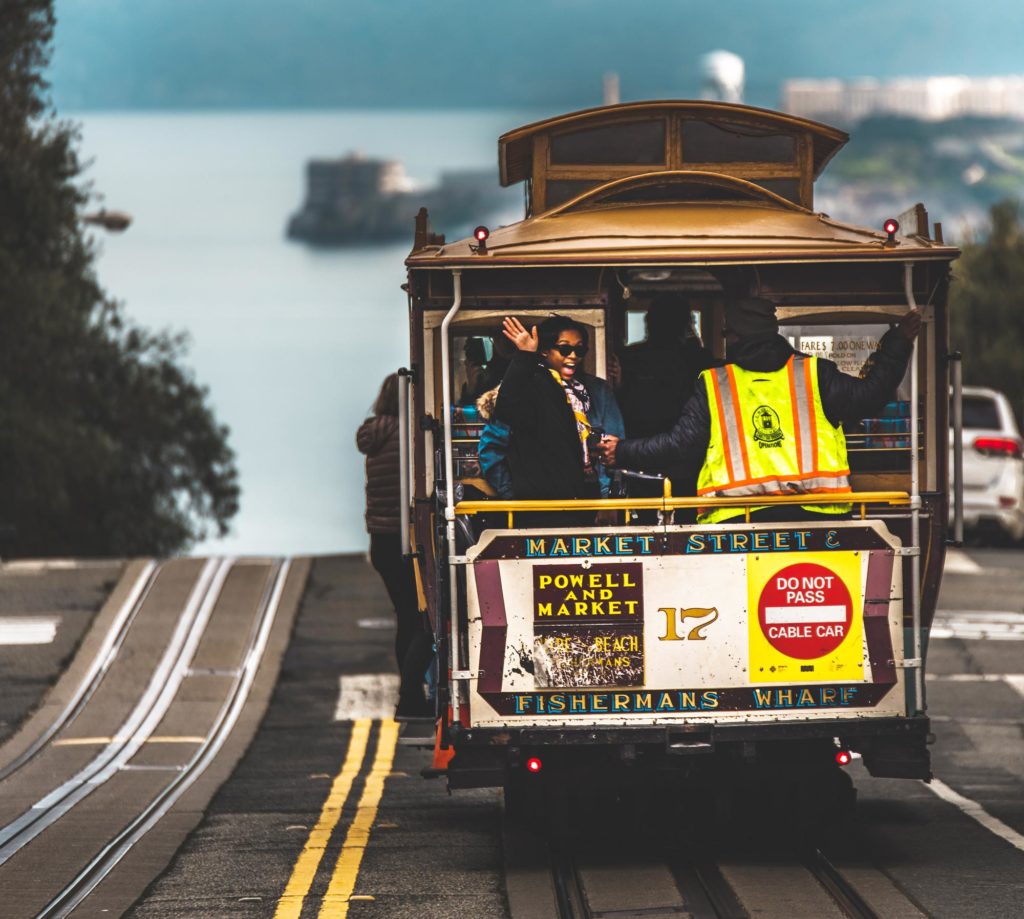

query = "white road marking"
[
  {"left": 334, "top": 674, "right": 399, "bottom": 721},
  {"left": 932, "top": 610, "right": 1024, "bottom": 641},
  {"left": 356, "top": 617, "right": 394, "bottom": 630},
  {"left": 1, "top": 559, "right": 117, "bottom": 573},
  {"left": 0, "top": 616, "right": 59, "bottom": 645},
  {"left": 1003, "top": 675, "right": 1024, "bottom": 700},
  {"left": 943, "top": 549, "right": 983, "bottom": 574},
  {"left": 926, "top": 778, "right": 1024, "bottom": 854},
  {"left": 927, "top": 673, "right": 1016, "bottom": 682},
  {"left": 927, "top": 673, "right": 1024, "bottom": 700}
]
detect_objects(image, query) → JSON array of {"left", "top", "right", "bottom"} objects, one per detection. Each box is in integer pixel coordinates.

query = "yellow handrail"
[{"left": 455, "top": 491, "right": 911, "bottom": 519}]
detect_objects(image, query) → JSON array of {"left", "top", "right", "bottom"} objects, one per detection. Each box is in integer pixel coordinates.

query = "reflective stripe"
[
  {"left": 803, "top": 357, "right": 819, "bottom": 470},
  {"left": 725, "top": 365, "right": 753, "bottom": 482},
  {"left": 712, "top": 367, "right": 748, "bottom": 482},
  {"left": 698, "top": 468, "right": 851, "bottom": 496},
  {"left": 702, "top": 475, "right": 853, "bottom": 498},
  {"left": 790, "top": 356, "right": 816, "bottom": 474}
]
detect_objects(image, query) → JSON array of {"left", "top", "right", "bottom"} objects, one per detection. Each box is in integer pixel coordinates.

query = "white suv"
[{"left": 951, "top": 386, "right": 1024, "bottom": 544}]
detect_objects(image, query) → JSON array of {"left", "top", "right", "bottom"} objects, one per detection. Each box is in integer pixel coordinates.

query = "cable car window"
[
  {"left": 595, "top": 180, "right": 758, "bottom": 205},
  {"left": 784, "top": 323, "right": 913, "bottom": 464},
  {"left": 546, "top": 179, "right": 601, "bottom": 208},
  {"left": 682, "top": 121, "right": 795, "bottom": 163},
  {"left": 549, "top": 120, "right": 666, "bottom": 165},
  {"left": 625, "top": 311, "right": 647, "bottom": 345},
  {"left": 754, "top": 178, "right": 801, "bottom": 203}
]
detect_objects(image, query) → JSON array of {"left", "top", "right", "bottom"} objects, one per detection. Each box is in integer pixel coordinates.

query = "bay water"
[{"left": 75, "top": 109, "right": 536, "bottom": 556}]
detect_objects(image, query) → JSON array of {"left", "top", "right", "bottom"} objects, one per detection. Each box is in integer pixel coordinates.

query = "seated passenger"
[
  {"left": 493, "top": 315, "right": 624, "bottom": 524},
  {"left": 596, "top": 297, "right": 921, "bottom": 524},
  {"left": 476, "top": 386, "right": 513, "bottom": 498}
]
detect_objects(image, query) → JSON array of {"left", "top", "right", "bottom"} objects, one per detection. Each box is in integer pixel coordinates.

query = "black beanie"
[{"left": 725, "top": 297, "right": 778, "bottom": 337}]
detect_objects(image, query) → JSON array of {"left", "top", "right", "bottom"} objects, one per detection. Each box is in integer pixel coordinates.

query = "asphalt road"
[{"left": 1, "top": 548, "right": 1022, "bottom": 917}]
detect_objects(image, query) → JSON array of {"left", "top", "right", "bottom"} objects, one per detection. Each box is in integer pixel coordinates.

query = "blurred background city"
[{"left": 7, "top": 0, "right": 1024, "bottom": 557}]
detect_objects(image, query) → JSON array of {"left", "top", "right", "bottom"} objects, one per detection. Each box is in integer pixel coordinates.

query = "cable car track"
[
  {"left": 0, "top": 559, "right": 160, "bottom": 786},
  {"left": 0, "top": 555, "right": 301, "bottom": 917},
  {"left": 37, "top": 558, "right": 292, "bottom": 918},
  {"left": 513, "top": 823, "right": 897, "bottom": 919},
  {"left": 0, "top": 557, "right": 231, "bottom": 864},
  {"left": 544, "top": 848, "right": 886, "bottom": 919}
]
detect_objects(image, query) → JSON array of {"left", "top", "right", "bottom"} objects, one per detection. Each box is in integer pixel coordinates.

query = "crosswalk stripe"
[
  {"left": 335, "top": 674, "right": 399, "bottom": 721},
  {"left": 943, "top": 549, "right": 983, "bottom": 575}
]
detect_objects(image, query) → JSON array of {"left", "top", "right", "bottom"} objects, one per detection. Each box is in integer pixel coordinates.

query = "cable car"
[{"left": 396, "top": 101, "right": 961, "bottom": 819}]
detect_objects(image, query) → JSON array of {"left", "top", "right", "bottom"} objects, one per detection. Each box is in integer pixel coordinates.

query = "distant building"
[{"left": 783, "top": 75, "right": 1024, "bottom": 123}]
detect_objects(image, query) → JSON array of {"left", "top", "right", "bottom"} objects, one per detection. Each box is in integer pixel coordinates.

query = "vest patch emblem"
[{"left": 752, "top": 405, "right": 785, "bottom": 448}]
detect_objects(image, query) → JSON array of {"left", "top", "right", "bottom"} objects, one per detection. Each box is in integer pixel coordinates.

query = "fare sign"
[{"left": 756, "top": 562, "right": 852, "bottom": 659}]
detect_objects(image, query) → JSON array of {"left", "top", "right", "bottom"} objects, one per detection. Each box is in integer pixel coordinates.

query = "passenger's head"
[
  {"left": 463, "top": 337, "right": 487, "bottom": 366},
  {"left": 537, "top": 315, "right": 589, "bottom": 381},
  {"left": 723, "top": 297, "right": 778, "bottom": 342},
  {"left": 646, "top": 294, "right": 694, "bottom": 340},
  {"left": 373, "top": 373, "right": 399, "bottom": 417}
]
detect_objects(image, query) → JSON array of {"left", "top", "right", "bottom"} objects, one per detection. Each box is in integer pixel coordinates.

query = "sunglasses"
[{"left": 551, "top": 343, "right": 588, "bottom": 357}]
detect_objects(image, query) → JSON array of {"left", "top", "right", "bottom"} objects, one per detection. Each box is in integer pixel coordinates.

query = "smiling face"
[{"left": 541, "top": 328, "right": 587, "bottom": 380}]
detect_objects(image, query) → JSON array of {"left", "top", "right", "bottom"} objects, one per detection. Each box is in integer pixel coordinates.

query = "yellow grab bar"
[{"left": 454, "top": 491, "right": 911, "bottom": 516}]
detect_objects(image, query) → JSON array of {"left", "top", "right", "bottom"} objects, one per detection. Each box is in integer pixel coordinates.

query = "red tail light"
[
  {"left": 525, "top": 756, "right": 543, "bottom": 774},
  {"left": 835, "top": 750, "right": 852, "bottom": 767},
  {"left": 973, "top": 436, "right": 1023, "bottom": 459}
]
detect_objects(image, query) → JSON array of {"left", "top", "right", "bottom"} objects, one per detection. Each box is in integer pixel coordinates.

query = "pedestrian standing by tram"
[
  {"left": 356, "top": 374, "right": 434, "bottom": 718},
  {"left": 494, "top": 315, "right": 624, "bottom": 526},
  {"left": 595, "top": 297, "right": 922, "bottom": 522}
]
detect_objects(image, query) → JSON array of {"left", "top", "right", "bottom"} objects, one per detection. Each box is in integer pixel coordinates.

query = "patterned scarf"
[{"left": 550, "top": 369, "right": 593, "bottom": 467}]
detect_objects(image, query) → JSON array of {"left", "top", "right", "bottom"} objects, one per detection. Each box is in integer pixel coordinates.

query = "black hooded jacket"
[{"left": 616, "top": 328, "right": 914, "bottom": 477}]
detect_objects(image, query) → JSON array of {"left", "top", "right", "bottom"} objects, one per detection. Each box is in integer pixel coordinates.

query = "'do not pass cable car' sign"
[
  {"left": 757, "top": 562, "right": 853, "bottom": 658},
  {"left": 747, "top": 552, "right": 864, "bottom": 684}
]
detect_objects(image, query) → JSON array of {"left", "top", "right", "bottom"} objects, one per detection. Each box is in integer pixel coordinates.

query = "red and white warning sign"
[{"left": 756, "top": 562, "right": 853, "bottom": 659}]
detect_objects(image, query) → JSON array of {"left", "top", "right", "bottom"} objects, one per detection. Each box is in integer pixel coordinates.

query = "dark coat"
[
  {"left": 356, "top": 415, "right": 401, "bottom": 534},
  {"left": 617, "top": 329, "right": 914, "bottom": 475},
  {"left": 493, "top": 350, "right": 622, "bottom": 500}
]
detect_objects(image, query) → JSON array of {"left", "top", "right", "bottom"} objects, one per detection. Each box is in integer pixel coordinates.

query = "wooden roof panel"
[{"left": 498, "top": 100, "right": 849, "bottom": 186}]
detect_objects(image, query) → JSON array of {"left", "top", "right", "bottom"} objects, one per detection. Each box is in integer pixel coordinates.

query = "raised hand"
[
  {"left": 897, "top": 308, "right": 922, "bottom": 342},
  {"left": 502, "top": 316, "right": 538, "bottom": 352}
]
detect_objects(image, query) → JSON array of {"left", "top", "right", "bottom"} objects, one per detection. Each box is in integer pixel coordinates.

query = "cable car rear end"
[{"left": 397, "top": 101, "right": 961, "bottom": 812}]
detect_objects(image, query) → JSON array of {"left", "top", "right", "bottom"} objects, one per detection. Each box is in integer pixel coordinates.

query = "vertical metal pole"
[
  {"left": 950, "top": 353, "right": 964, "bottom": 546},
  {"left": 440, "top": 271, "right": 463, "bottom": 723},
  {"left": 904, "top": 262, "right": 924, "bottom": 714},
  {"left": 397, "top": 369, "right": 412, "bottom": 555}
]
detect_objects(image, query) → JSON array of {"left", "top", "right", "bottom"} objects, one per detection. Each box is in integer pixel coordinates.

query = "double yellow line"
[{"left": 275, "top": 718, "right": 399, "bottom": 919}]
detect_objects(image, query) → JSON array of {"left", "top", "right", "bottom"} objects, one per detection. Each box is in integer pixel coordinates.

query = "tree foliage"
[
  {"left": 949, "top": 200, "right": 1024, "bottom": 427},
  {"left": 0, "top": 0, "right": 239, "bottom": 556}
]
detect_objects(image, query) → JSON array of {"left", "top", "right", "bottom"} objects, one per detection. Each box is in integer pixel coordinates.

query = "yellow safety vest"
[{"left": 697, "top": 355, "right": 851, "bottom": 524}]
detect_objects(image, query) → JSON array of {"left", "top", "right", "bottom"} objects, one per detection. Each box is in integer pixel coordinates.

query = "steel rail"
[
  {"left": 804, "top": 848, "right": 881, "bottom": 919},
  {"left": 38, "top": 559, "right": 292, "bottom": 918},
  {"left": 550, "top": 850, "right": 591, "bottom": 919},
  {"left": 0, "top": 560, "right": 159, "bottom": 786},
  {"left": 0, "top": 557, "right": 232, "bottom": 865}
]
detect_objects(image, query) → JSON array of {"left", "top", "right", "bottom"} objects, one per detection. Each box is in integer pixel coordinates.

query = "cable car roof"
[{"left": 406, "top": 171, "right": 959, "bottom": 268}]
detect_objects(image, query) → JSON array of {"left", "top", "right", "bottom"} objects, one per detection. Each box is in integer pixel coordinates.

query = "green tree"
[
  {"left": 0, "top": 0, "right": 239, "bottom": 556},
  {"left": 949, "top": 199, "right": 1024, "bottom": 427}
]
